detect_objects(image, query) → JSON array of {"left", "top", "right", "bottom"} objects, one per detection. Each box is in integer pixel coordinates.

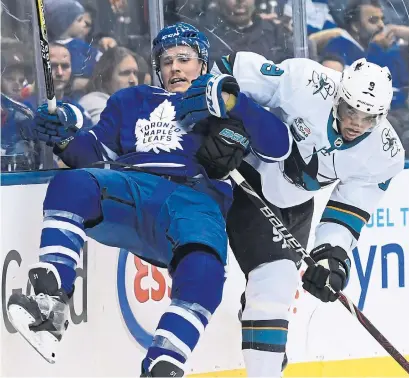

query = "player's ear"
[{"left": 201, "top": 63, "right": 208, "bottom": 75}]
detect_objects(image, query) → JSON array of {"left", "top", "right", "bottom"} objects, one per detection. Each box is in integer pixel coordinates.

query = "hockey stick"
[
  {"left": 34, "top": 0, "right": 56, "bottom": 113},
  {"left": 229, "top": 168, "right": 409, "bottom": 374}
]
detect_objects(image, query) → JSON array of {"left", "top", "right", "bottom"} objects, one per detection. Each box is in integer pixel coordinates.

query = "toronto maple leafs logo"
[{"left": 135, "top": 99, "right": 186, "bottom": 154}]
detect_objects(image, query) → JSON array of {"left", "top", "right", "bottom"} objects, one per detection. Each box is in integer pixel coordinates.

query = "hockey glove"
[
  {"left": 302, "top": 244, "right": 351, "bottom": 302},
  {"left": 35, "top": 102, "right": 83, "bottom": 147},
  {"left": 176, "top": 73, "right": 240, "bottom": 126},
  {"left": 196, "top": 117, "right": 250, "bottom": 179}
]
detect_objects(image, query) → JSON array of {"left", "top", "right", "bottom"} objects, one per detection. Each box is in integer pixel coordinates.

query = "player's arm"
[
  {"left": 212, "top": 52, "right": 301, "bottom": 110},
  {"left": 227, "top": 86, "right": 292, "bottom": 162},
  {"left": 35, "top": 94, "right": 123, "bottom": 168},
  {"left": 303, "top": 153, "right": 404, "bottom": 303},
  {"left": 214, "top": 52, "right": 311, "bottom": 161}
]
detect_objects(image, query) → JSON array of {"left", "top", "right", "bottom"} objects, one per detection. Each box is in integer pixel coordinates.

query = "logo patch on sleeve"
[{"left": 290, "top": 118, "right": 311, "bottom": 142}]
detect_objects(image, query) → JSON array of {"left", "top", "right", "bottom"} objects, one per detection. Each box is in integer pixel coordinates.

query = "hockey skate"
[
  {"left": 141, "top": 357, "right": 184, "bottom": 377},
  {"left": 7, "top": 263, "right": 70, "bottom": 364}
]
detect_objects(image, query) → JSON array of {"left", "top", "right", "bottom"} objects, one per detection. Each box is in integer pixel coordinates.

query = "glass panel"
[
  {"left": 1, "top": 0, "right": 154, "bottom": 171},
  {"left": 3, "top": 0, "right": 407, "bottom": 170},
  {"left": 305, "top": 0, "right": 409, "bottom": 159},
  {"left": 164, "top": 0, "right": 299, "bottom": 66},
  {"left": 1, "top": 0, "right": 41, "bottom": 171}
]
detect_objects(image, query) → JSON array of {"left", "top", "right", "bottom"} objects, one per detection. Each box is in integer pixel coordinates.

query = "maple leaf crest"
[{"left": 134, "top": 99, "right": 187, "bottom": 154}]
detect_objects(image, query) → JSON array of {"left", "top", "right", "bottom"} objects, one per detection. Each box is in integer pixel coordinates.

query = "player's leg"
[
  {"left": 141, "top": 183, "right": 228, "bottom": 377},
  {"left": 7, "top": 169, "right": 102, "bottom": 362},
  {"left": 7, "top": 168, "right": 142, "bottom": 363},
  {"left": 227, "top": 162, "right": 314, "bottom": 377}
]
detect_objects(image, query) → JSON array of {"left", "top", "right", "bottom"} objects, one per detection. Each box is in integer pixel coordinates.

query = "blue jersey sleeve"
[
  {"left": 88, "top": 93, "right": 122, "bottom": 158},
  {"left": 55, "top": 94, "right": 122, "bottom": 168},
  {"left": 228, "top": 93, "right": 291, "bottom": 161},
  {"left": 54, "top": 132, "right": 105, "bottom": 168}
]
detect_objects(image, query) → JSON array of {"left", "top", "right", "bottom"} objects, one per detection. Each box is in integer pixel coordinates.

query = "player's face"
[
  {"left": 50, "top": 46, "right": 72, "bottom": 92},
  {"left": 108, "top": 55, "right": 139, "bottom": 94},
  {"left": 337, "top": 99, "right": 379, "bottom": 141},
  {"left": 159, "top": 46, "right": 206, "bottom": 93}
]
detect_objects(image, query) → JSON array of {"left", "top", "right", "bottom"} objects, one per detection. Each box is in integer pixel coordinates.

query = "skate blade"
[{"left": 7, "top": 304, "right": 58, "bottom": 364}]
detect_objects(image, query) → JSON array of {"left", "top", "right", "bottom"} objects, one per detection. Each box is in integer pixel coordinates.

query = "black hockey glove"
[
  {"left": 302, "top": 244, "right": 351, "bottom": 302},
  {"left": 196, "top": 117, "right": 250, "bottom": 179}
]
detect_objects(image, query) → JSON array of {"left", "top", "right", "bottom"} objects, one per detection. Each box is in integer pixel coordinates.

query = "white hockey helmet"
[{"left": 333, "top": 58, "right": 393, "bottom": 127}]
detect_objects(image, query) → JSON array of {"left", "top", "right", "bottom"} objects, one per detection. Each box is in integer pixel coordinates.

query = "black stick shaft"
[{"left": 34, "top": 0, "right": 56, "bottom": 113}]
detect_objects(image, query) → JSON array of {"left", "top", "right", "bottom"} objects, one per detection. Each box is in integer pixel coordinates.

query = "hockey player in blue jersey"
[{"left": 7, "top": 23, "right": 291, "bottom": 377}]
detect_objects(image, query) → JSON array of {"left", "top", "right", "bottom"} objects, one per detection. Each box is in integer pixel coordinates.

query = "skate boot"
[
  {"left": 7, "top": 263, "right": 70, "bottom": 364},
  {"left": 141, "top": 357, "right": 184, "bottom": 377}
]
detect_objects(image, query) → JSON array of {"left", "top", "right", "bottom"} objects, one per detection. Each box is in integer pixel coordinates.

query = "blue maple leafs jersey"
[{"left": 57, "top": 84, "right": 290, "bottom": 187}]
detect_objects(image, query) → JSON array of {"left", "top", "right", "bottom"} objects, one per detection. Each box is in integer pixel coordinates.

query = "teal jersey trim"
[
  {"left": 325, "top": 112, "right": 371, "bottom": 153},
  {"left": 378, "top": 178, "right": 392, "bottom": 191},
  {"left": 242, "top": 328, "right": 287, "bottom": 345},
  {"left": 322, "top": 206, "right": 366, "bottom": 236},
  {"left": 221, "top": 55, "right": 233, "bottom": 74}
]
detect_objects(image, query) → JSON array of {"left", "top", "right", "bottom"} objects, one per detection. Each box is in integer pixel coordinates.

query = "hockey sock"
[
  {"left": 40, "top": 170, "right": 101, "bottom": 293},
  {"left": 241, "top": 260, "right": 299, "bottom": 377},
  {"left": 143, "top": 250, "right": 225, "bottom": 371}
]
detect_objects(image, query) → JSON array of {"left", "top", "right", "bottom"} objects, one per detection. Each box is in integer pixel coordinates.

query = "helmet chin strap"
[{"left": 156, "top": 69, "right": 165, "bottom": 89}]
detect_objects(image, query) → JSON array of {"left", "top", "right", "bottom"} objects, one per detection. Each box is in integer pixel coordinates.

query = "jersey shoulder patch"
[{"left": 363, "top": 121, "right": 404, "bottom": 183}]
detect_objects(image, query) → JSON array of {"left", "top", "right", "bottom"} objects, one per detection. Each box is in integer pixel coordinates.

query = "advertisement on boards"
[{"left": 1, "top": 170, "right": 409, "bottom": 376}]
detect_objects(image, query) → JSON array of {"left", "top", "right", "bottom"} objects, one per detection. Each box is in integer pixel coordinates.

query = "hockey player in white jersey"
[{"left": 177, "top": 54, "right": 405, "bottom": 376}]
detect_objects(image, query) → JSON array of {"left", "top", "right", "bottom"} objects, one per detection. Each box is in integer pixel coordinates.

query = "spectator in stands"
[
  {"left": 23, "top": 43, "right": 92, "bottom": 131},
  {"left": 320, "top": 53, "right": 344, "bottom": 71},
  {"left": 164, "top": 0, "right": 210, "bottom": 24},
  {"left": 1, "top": 40, "right": 33, "bottom": 102},
  {"left": 48, "top": 43, "right": 92, "bottom": 126},
  {"left": 321, "top": 0, "right": 409, "bottom": 109},
  {"left": 79, "top": 47, "right": 151, "bottom": 125},
  {"left": 1, "top": 93, "right": 40, "bottom": 172},
  {"left": 44, "top": 0, "right": 103, "bottom": 92},
  {"left": 282, "top": 0, "right": 337, "bottom": 34},
  {"left": 80, "top": 1, "right": 118, "bottom": 51},
  {"left": 193, "top": 0, "right": 298, "bottom": 65}
]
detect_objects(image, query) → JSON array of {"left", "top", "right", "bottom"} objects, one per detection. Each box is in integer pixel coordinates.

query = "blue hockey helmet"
[{"left": 152, "top": 22, "right": 210, "bottom": 71}]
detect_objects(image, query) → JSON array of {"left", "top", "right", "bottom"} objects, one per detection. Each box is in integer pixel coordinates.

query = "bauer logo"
[{"left": 117, "top": 249, "right": 172, "bottom": 349}]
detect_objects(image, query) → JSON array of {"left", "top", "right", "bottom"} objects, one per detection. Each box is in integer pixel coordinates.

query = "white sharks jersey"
[{"left": 213, "top": 52, "right": 405, "bottom": 252}]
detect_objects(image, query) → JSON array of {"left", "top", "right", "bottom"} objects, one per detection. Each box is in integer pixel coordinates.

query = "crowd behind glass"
[{"left": 2, "top": 0, "right": 409, "bottom": 172}]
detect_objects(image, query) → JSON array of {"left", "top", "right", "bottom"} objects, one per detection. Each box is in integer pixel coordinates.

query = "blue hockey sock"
[
  {"left": 143, "top": 250, "right": 225, "bottom": 371},
  {"left": 40, "top": 170, "right": 101, "bottom": 293}
]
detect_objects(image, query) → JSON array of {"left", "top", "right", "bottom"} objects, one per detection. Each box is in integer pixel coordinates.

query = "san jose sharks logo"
[
  {"left": 307, "top": 71, "right": 336, "bottom": 100},
  {"left": 381, "top": 127, "right": 400, "bottom": 157},
  {"left": 135, "top": 99, "right": 186, "bottom": 154}
]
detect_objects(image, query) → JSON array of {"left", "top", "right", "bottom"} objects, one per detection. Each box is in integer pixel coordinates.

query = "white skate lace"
[
  {"left": 31, "top": 293, "right": 68, "bottom": 332},
  {"left": 35, "top": 293, "right": 54, "bottom": 318}
]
